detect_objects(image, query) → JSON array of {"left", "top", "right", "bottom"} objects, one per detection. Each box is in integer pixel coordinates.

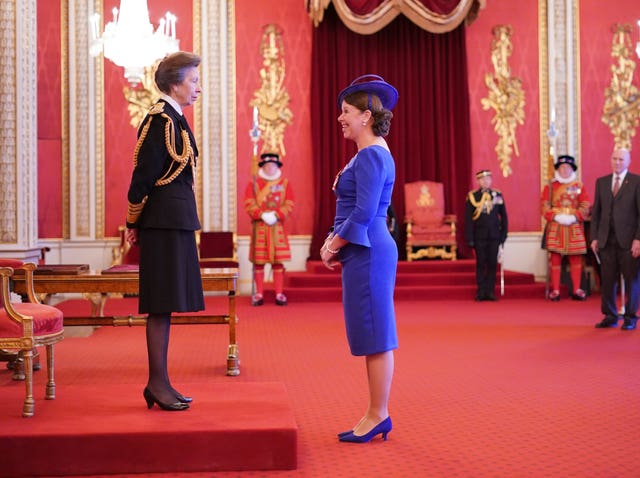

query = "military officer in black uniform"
[
  {"left": 125, "top": 52, "right": 204, "bottom": 411},
  {"left": 464, "top": 170, "right": 508, "bottom": 301}
]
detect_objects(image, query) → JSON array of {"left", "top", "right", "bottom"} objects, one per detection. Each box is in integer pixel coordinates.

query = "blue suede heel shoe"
[{"left": 338, "top": 417, "right": 392, "bottom": 443}]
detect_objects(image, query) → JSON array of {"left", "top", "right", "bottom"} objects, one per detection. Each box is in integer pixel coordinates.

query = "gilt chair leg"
[
  {"left": 45, "top": 344, "right": 56, "bottom": 400},
  {"left": 22, "top": 349, "right": 35, "bottom": 418},
  {"left": 10, "top": 348, "right": 40, "bottom": 380},
  {"left": 11, "top": 353, "right": 25, "bottom": 381}
]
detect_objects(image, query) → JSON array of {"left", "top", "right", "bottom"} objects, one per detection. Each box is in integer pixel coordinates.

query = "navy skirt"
[{"left": 138, "top": 228, "right": 204, "bottom": 314}]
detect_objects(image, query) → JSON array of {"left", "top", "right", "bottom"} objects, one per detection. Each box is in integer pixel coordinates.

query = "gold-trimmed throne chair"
[
  {"left": 197, "top": 231, "right": 239, "bottom": 269},
  {"left": 0, "top": 259, "right": 64, "bottom": 417},
  {"left": 404, "top": 181, "right": 457, "bottom": 261}
]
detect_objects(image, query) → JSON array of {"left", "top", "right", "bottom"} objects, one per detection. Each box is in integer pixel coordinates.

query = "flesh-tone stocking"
[{"left": 352, "top": 350, "right": 394, "bottom": 436}]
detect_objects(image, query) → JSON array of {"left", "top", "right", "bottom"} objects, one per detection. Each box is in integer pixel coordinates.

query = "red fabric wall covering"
[
  {"left": 37, "top": 0, "right": 63, "bottom": 238},
  {"left": 465, "top": 1, "right": 540, "bottom": 232},
  {"left": 234, "top": 0, "right": 314, "bottom": 237},
  {"left": 34, "top": 1, "right": 640, "bottom": 241},
  {"left": 579, "top": 0, "right": 640, "bottom": 201}
]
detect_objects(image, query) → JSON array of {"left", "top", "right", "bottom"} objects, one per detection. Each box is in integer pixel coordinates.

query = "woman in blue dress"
[{"left": 320, "top": 75, "right": 399, "bottom": 443}]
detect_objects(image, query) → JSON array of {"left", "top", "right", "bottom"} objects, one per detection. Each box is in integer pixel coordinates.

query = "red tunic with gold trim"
[
  {"left": 540, "top": 180, "right": 590, "bottom": 255},
  {"left": 244, "top": 176, "right": 294, "bottom": 264}
]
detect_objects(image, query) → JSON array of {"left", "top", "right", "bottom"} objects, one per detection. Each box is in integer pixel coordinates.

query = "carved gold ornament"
[
  {"left": 481, "top": 25, "right": 525, "bottom": 178},
  {"left": 249, "top": 24, "right": 293, "bottom": 159},
  {"left": 123, "top": 64, "right": 162, "bottom": 129},
  {"left": 602, "top": 24, "right": 640, "bottom": 151}
]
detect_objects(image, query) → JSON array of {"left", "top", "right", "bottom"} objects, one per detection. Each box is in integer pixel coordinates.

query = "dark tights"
[{"left": 146, "top": 313, "right": 177, "bottom": 403}]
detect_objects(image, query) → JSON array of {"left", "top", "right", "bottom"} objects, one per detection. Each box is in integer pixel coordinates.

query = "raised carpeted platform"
[
  {"left": 283, "top": 259, "right": 546, "bottom": 301},
  {"left": 0, "top": 381, "right": 297, "bottom": 476}
]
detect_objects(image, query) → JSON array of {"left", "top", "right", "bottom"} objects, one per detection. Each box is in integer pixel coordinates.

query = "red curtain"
[{"left": 309, "top": 4, "right": 472, "bottom": 260}]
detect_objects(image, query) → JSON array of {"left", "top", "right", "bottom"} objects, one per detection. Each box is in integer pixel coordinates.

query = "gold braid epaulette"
[
  {"left": 468, "top": 190, "right": 494, "bottom": 220},
  {"left": 127, "top": 104, "right": 196, "bottom": 225},
  {"left": 132, "top": 106, "right": 195, "bottom": 187}
]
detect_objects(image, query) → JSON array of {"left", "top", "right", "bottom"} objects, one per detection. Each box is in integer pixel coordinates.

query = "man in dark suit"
[
  {"left": 590, "top": 147, "right": 640, "bottom": 330},
  {"left": 465, "top": 170, "right": 508, "bottom": 301}
]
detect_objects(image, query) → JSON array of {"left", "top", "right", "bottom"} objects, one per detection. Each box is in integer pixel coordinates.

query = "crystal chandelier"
[{"left": 89, "top": 0, "right": 179, "bottom": 85}]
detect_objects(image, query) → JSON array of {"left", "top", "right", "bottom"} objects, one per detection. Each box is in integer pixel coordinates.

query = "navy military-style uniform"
[
  {"left": 464, "top": 171, "right": 508, "bottom": 301},
  {"left": 126, "top": 99, "right": 204, "bottom": 314}
]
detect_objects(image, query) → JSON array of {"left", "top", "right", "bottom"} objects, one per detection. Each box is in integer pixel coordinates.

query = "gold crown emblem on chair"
[{"left": 404, "top": 181, "right": 457, "bottom": 261}]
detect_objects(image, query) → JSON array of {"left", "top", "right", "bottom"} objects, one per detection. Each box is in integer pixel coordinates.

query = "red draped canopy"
[
  {"left": 308, "top": 0, "right": 483, "bottom": 34},
  {"left": 308, "top": 4, "right": 474, "bottom": 259}
]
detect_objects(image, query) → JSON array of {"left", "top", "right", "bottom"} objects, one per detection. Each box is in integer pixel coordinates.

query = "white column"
[
  {"left": 198, "top": 0, "right": 237, "bottom": 232},
  {"left": 0, "top": 0, "right": 41, "bottom": 262},
  {"left": 547, "top": 0, "right": 580, "bottom": 165}
]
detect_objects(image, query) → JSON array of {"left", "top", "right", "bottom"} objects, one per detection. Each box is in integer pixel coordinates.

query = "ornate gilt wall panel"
[
  {"left": 0, "top": 0, "right": 19, "bottom": 244},
  {"left": 481, "top": 25, "right": 525, "bottom": 178},
  {"left": 0, "top": 0, "right": 38, "bottom": 249},
  {"left": 601, "top": 25, "right": 640, "bottom": 150}
]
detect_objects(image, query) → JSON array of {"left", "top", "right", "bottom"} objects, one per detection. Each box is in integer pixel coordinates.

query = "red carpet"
[
  {"left": 284, "top": 259, "right": 545, "bottom": 301},
  {"left": 2, "top": 292, "right": 640, "bottom": 477},
  {"left": 0, "top": 382, "right": 296, "bottom": 476}
]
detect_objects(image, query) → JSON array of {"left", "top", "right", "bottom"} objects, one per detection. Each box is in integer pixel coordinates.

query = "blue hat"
[
  {"left": 554, "top": 155, "right": 577, "bottom": 171},
  {"left": 337, "top": 74, "right": 399, "bottom": 111}
]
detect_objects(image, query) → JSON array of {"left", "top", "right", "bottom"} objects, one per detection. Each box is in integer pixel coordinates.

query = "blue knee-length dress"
[{"left": 332, "top": 145, "right": 398, "bottom": 356}]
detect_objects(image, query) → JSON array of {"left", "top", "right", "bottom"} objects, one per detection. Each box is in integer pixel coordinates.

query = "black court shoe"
[{"left": 143, "top": 387, "right": 189, "bottom": 411}]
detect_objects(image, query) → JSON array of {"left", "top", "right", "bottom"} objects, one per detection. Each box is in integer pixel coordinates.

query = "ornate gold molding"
[
  {"left": 123, "top": 65, "right": 161, "bottom": 129},
  {"left": 0, "top": 0, "right": 18, "bottom": 243},
  {"left": 538, "top": 0, "right": 551, "bottom": 186},
  {"left": 481, "top": 25, "right": 525, "bottom": 177},
  {"left": 602, "top": 24, "right": 640, "bottom": 150},
  {"left": 249, "top": 24, "right": 293, "bottom": 163},
  {"left": 0, "top": 0, "right": 38, "bottom": 248},
  {"left": 308, "top": 0, "right": 331, "bottom": 27}
]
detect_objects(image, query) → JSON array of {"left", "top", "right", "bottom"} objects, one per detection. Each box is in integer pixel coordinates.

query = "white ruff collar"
[
  {"left": 259, "top": 169, "right": 281, "bottom": 181},
  {"left": 555, "top": 170, "right": 577, "bottom": 184}
]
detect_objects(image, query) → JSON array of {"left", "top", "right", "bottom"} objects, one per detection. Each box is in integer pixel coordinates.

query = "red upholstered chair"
[
  {"left": 404, "top": 181, "right": 457, "bottom": 261},
  {"left": 197, "top": 231, "right": 239, "bottom": 268},
  {"left": 0, "top": 260, "right": 64, "bottom": 417}
]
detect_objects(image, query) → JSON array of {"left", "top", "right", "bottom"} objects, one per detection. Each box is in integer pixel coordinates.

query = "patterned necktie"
[{"left": 613, "top": 175, "right": 620, "bottom": 196}]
